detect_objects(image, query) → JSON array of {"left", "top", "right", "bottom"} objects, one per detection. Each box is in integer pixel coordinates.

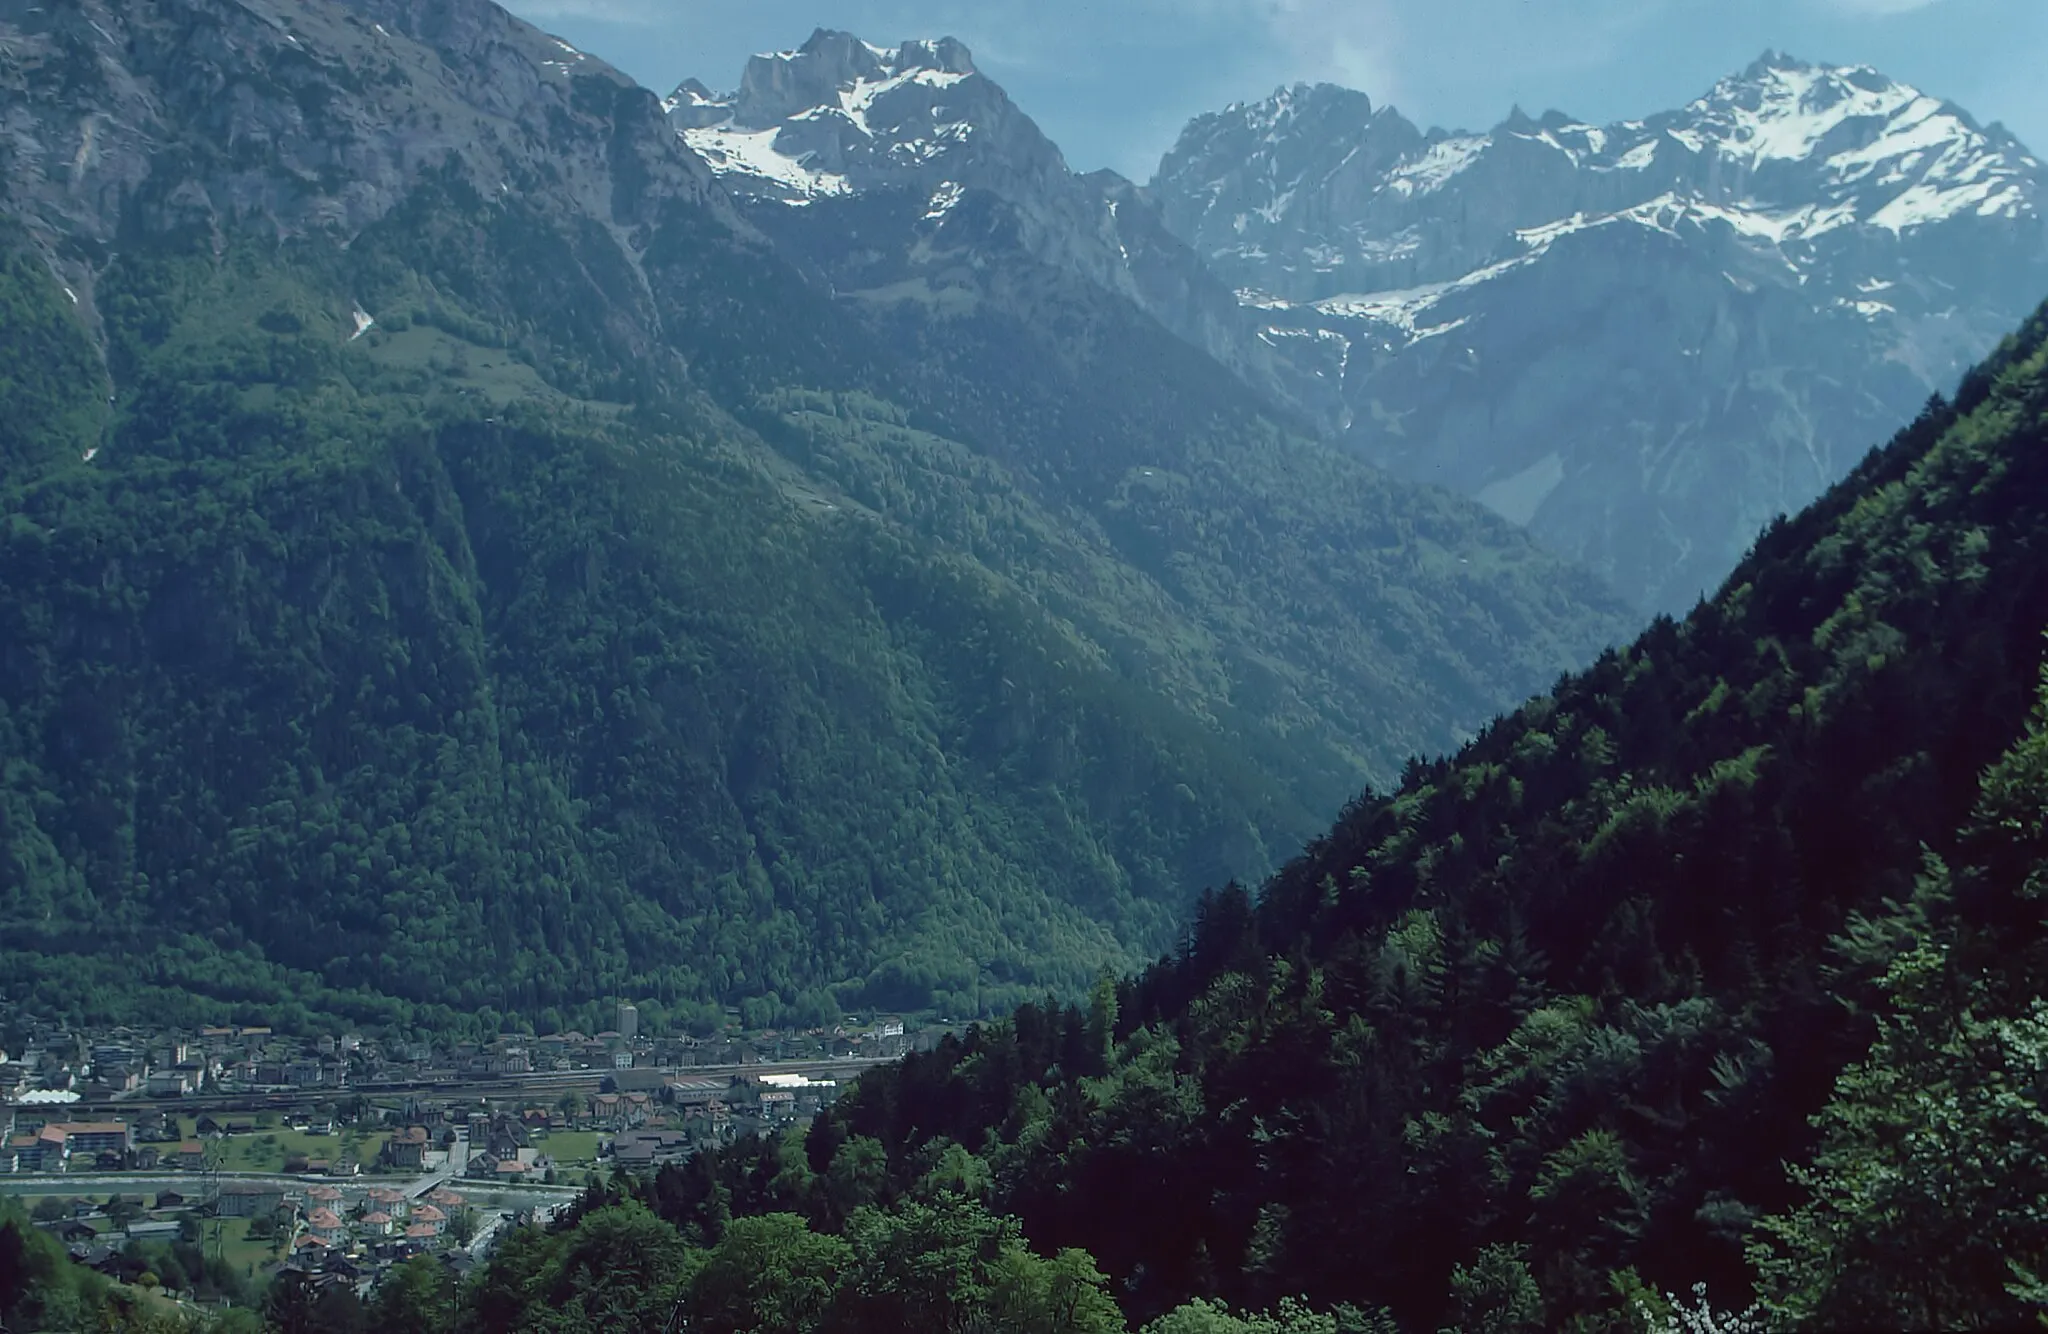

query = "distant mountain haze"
[
  {"left": 670, "top": 32, "right": 2048, "bottom": 612},
  {"left": 1147, "top": 54, "right": 2048, "bottom": 609},
  {"left": 651, "top": 26, "right": 1631, "bottom": 781}
]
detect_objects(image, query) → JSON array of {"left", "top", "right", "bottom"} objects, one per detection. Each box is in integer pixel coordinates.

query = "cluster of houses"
[
  {"left": 285, "top": 1182, "right": 471, "bottom": 1255},
  {"left": 0, "top": 1025, "right": 362, "bottom": 1103},
  {"left": 27, "top": 1178, "right": 489, "bottom": 1291},
  {"left": 375, "top": 1113, "right": 555, "bottom": 1183},
  {"left": 0, "top": 1108, "right": 355, "bottom": 1177},
  {"left": 369, "top": 1070, "right": 848, "bottom": 1178},
  {"left": 2, "top": 1119, "right": 136, "bottom": 1173},
  {"left": 211, "top": 1177, "right": 481, "bottom": 1269},
  {"left": 2, "top": 1064, "right": 846, "bottom": 1182},
  {"left": 601, "top": 1070, "right": 845, "bottom": 1170}
]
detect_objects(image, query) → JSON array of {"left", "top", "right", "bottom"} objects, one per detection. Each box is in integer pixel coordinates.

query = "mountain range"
[
  {"left": 3, "top": 0, "right": 2044, "bottom": 1035},
  {"left": 668, "top": 34, "right": 2048, "bottom": 612},
  {"left": 0, "top": 0, "right": 1627, "bottom": 1030},
  {"left": 664, "top": 31, "right": 1301, "bottom": 419},
  {"left": 1150, "top": 55, "right": 2048, "bottom": 608}
]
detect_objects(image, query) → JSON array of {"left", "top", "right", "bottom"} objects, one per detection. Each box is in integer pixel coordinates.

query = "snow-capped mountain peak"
[
  {"left": 1700, "top": 53, "right": 1922, "bottom": 165},
  {"left": 1664, "top": 53, "right": 2040, "bottom": 233},
  {"left": 1146, "top": 52, "right": 2048, "bottom": 612},
  {"left": 666, "top": 29, "right": 1013, "bottom": 202},
  {"left": 1153, "top": 51, "right": 2046, "bottom": 304},
  {"left": 725, "top": 30, "right": 976, "bottom": 130},
  {"left": 661, "top": 29, "right": 1294, "bottom": 449}
]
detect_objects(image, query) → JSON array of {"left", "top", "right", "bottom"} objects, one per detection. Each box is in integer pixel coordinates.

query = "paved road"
[
  {"left": 402, "top": 1127, "right": 465, "bottom": 1198},
  {"left": 467, "top": 1211, "right": 506, "bottom": 1258},
  {"left": 0, "top": 1172, "right": 301, "bottom": 1195}
]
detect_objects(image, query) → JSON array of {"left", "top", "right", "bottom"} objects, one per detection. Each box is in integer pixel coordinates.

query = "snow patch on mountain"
[
  {"left": 1147, "top": 49, "right": 2048, "bottom": 612},
  {"left": 667, "top": 30, "right": 988, "bottom": 202},
  {"left": 1682, "top": 54, "right": 2040, "bottom": 231},
  {"left": 1387, "top": 135, "right": 1486, "bottom": 196},
  {"left": 1614, "top": 140, "right": 1659, "bottom": 171},
  {"left": 683, "top": 124, "right": 851, "bottom": 199},
  {"left": 924, "top": 180, "right": 965, "bottom": 219},
  {"left": 838, "top": 65, "right": 970, "bottom": 133},
  {"left": 1703, "top": 59, "right": 1920, "bottom": 164}
]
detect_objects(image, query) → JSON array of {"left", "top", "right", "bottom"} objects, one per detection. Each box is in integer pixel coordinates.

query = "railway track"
[{"left": 18, "top": 1055, "right": 895, "bottom": 1120}]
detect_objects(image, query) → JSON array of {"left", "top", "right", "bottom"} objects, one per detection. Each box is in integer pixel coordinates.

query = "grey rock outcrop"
[{"left": 0, "top": 0, "right": 727, "bottom": 339}]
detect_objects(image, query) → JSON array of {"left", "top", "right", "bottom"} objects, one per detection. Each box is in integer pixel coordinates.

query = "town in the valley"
[{"left": 0, "top": 1003, "right": 914, "bottom": 1297}]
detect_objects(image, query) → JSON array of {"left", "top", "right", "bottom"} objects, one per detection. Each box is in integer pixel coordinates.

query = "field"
[
  {"left": 534, "top": 1130, "right": 603, "bottom": 1167},
  {"left": 190, "top": 1216, "right": 290, "bottom": 1284},
  {"left": 170, "top": 1119, "right": 380, "bottom": 1175}
]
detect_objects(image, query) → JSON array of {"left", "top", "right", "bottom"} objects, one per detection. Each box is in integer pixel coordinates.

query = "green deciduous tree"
[{"left": 690, "top": 1213, "right": 850, "bottom": 1334}]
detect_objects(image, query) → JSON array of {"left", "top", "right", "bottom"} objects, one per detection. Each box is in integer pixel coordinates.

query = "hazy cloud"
[{"left": 1234, "top": 0, "right": 1407, "bottom": 100}]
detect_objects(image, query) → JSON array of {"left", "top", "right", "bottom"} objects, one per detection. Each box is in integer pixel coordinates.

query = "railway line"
[{"left": 23, "top": 1055, "right": 896, "bottom": 1121}]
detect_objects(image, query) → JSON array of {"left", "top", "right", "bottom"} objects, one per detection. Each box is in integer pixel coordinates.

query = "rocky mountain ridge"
[
  {"left": 1156, "top": 52, "right": 2044, "bottom": 299},
  {"left": 1148, "top": 53, "right": 2048, "bottom": 609},
  {"left": 667, "top": 32, "right": 1001, "bottom": 202},
  {"left": 662, "top": 28, "right": 1296, "bottom": 400},
  {"left": 0, "top": 0, "right": 732, "bottom": 352}
]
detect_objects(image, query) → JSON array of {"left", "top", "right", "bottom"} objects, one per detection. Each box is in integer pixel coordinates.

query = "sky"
[{"left": 500, "top": 0, "right": 2048, "bottom": 180}]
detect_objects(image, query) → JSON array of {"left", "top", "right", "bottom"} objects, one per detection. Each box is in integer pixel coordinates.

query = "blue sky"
[{"left": 502, "top": 0, "right": 2048, "bottom": 180}]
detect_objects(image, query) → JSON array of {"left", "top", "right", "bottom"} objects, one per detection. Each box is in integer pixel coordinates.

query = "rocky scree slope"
[{"left": 1150, "top": 54, "right": 2048, "bottom": 611}]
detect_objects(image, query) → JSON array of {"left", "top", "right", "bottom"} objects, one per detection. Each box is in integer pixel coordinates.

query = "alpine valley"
[
  {"left": 4, "top": 1, "right": 2048, "bottom": 1333},
  {"left": 0, "top": 0, "right": 1632, "bottom": 1033}
]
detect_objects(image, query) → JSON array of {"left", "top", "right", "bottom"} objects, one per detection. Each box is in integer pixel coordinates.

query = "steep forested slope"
[
  {"left": 378, "top": 614, "right": 2048, "bottom": 1334},
  {"left": 743, "top": 186, "right": 1617, "bottom": 781},
  {"left": 748, "top": 299, "right": 2048, "bottom": 1328},
  {"left": 0, "top": 206, "right": 1287, "bottom": 1032},
  {"left": 0, "top": 0, "right": 1629, "bottom": 1031}
]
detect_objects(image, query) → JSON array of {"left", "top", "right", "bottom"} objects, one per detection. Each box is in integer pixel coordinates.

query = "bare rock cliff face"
[{"left": 0, "top": 0, "right": 729, "bottom": 335}]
